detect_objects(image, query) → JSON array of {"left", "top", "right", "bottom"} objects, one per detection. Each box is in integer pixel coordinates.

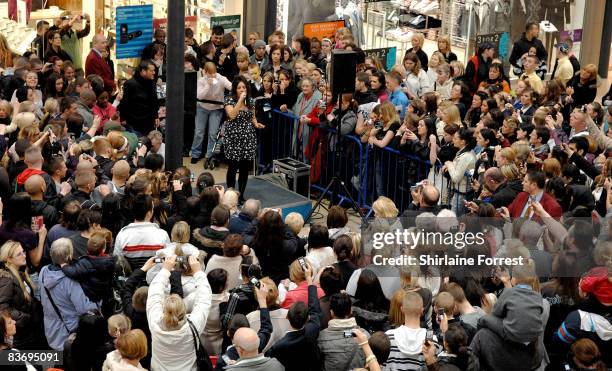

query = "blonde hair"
[
  {"left": 236, "top": 52, "right": 249, "bottom": 63},
  {"left": 0, "top": 241, "right": 34, "bottom": 302},
  {"left": 171, "top": 221, "right": 190, "bottom": 244},
  {"left": 437, "top": 35, "right": 451, "bottom": 53},
  {"left": 18, "top": 125, "right": 40, "bottom": 142},
  {"left": 222, "top": 189, "right": 239, "bottom": 214},
  {"left": 373, "top": 196, "right": 399, "bottom": 218},
  {"left": 500, "top": 163, "right": 520, "bottom": 181},
  {"left": 108, "top": 314, "right": 132, "bottom": 338},
  {"left": 204, "top": 61, "right": 217, "bottom": 75},
  {"left": 450, "top": 60, "right": 465, "bottom": 77},
  {"left": 389, "top": 289, "right": 407, "bottom": 327},
  {"left": 510, "top": 141, "right": 530, "bottom": 163},
  {"left": 116, "top": 329, "right": 148, "bottom": 361},
  {"left": 44, "top": 98, "right": 59, "bottom": 115},
  {"left": 285, "top": 212, "right": 304, "bottom": 235},
  {"left": 411, "top": 33, "right": 424, "bottom": 48},
  {"left": 0, "top": 100, "right": 13, "bottom": 117},
  {"left": 379, "top": 101, "right": 400, "bottom": 130},
  {"left": 499, "top": 147, "right": 517, "bottom": 165},
  {"left": 440, "top": 101, "right": 462, "bottom": 126},
  {"left": 582, "top": 64, "right": 597, "bottom": 80},
  {"left": 289, "top": 258, "right": 308, "bottom": 283},
  {"left": 162, "top": 294, "right": 186, "bottom": 330},
  {"left": 543, "top": 158, "right": 562, "bottom": 178},
  {"left": 429, "top": 51, "right": 446, "bottom": 69},
  {"left": 260, "top": 277, "right": 280, "bottom": 308}
]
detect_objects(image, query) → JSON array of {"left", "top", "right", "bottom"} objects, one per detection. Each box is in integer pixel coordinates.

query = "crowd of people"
[{"left": 0, "top": 8, "right": 609, "bottom": 371}]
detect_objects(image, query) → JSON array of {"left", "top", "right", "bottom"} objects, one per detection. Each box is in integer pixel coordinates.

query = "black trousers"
[{"left": 226, "top": 159, "right": 251, "bottom": 199}]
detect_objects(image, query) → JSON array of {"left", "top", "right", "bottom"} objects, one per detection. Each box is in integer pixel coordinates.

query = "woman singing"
[{"left": 224, "top": 76, "right": 265, "bottom": 203}]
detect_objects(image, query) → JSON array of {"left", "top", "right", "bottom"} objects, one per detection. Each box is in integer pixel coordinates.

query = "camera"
[
  {"left": 343, "top": 330, "right": 355, "bottom": 338},
  {"left": 410, "top": 181, "right": 425, "bottom": 193},
  {"left": 249, "top": 277, "right": 261, "bottom": 289},
  {"left": 373, "top": 120, "right": 384, "bottom": 130},
  {"left": 154, "top": 256, "right": 185, "bottom": 264}
]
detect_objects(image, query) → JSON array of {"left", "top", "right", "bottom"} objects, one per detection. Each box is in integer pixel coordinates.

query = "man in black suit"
[{"left": 266, "top": 262, "right": 322, "bottom": 371}]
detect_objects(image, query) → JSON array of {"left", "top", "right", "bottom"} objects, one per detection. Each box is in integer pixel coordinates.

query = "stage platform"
[{"left": 236, "top": 177, "right": 312, "bottom": 220}]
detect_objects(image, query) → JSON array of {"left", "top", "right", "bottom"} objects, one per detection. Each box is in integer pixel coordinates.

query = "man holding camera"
[{"left": 59, "top": 12, "right": 91, "bottom": 70}]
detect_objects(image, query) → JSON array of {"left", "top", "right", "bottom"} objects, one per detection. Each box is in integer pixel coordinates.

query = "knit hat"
[
  {"left": 555, "top": 42, "right": 569, "bottom": 54},
  {"left": 254, "top": 40, "right": 266, "bottom": 49},
  {"left": 103, "top": 120, "right": 125, "bottom": 136},
  {"left": 579, "top": 266, "right": 612, "bottom": 305}
]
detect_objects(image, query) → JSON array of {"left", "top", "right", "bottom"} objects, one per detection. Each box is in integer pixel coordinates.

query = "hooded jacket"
[
  {"left": 39, "top": 264, "right": 98, "bottom": 350},
  {"left": 192, "top": 226, "right": 229, "bottom": 257},
  {"left": 317, "top": 318, "right": 367, "bottom": 371},
  {"left": 61, "top": 254, "right": 117, "bottom": 303},
  {"left": 385, "top": 325, "right": 432, "bottom": 370},
  {"left": 15, "top": 168, "right": 45, "bottom": 187},
  {"left": 147, "top": 268, "right": 212, "bottom": 371}
]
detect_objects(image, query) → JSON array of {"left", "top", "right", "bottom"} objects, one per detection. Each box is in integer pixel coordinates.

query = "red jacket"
[
  {"left": 507, "top": 191, "right": 563, "bottom": 220},
  {"left": 85, "top": 49, "right": 116, "bottom": 93},
  {"left": 281, "top": 281, "right": 325, "bottom": 309}
]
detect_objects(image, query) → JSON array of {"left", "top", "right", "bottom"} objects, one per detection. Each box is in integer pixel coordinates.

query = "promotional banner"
[
  {"left": 364, "top": 47, "right": 397, "bottom": 71},
  {"left": 476, "top": 32, "right": 510, "bottom": 62},
  {"left": 116, "top": 5, "right": 153, "bottom": 59},
  {"left": 153, "top": 16, "right": 198, "bottom": 32},
  {"left": 303, "top": 20, "right": 346, "bottom": 42},
  {"left": 211, "top": 14, "right": 241, "bottom": 43}
]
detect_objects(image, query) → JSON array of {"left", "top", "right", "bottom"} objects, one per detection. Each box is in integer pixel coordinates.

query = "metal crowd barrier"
[
  {"left": 257, "top": 109, "right": 299, "bottom": 173},
  {"left": 259, "top": 110, "right": 472, "bottom": 215}
]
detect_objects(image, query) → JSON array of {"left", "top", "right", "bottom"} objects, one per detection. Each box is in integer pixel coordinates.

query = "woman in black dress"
[{"left": 224, "top": 76, "right": 265, "bottom": 202}]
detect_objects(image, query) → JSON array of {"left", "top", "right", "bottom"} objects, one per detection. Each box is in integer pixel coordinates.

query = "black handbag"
[{"left": 187, "top": 318, "right": 213, "bottom": 371}]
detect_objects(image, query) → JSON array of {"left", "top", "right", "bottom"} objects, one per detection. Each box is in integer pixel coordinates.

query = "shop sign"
[
  {"left": 303, "top": 20, "right": 346, "bottom": 41},
  {"left": 115, "top": 5, "right": 153, "bottom": 59},
  {"left": 153, "top": 16, "right": 198, "bottom": 33},
  {"left": 475, "top": 32, "right": 510, "bottom": 62},
  {"left": 364, "top": 47, "right": 397, "bottom": 71},
  {"left": 211, "top": 15, "right": 241, "bottom": 43}
]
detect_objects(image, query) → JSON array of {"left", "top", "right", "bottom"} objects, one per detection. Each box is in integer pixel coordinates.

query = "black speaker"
[{"left": 329, "top": 49, "right": 357, "bottom": 98}]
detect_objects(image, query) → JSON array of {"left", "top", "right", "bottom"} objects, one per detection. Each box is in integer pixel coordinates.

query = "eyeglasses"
[{"left": 12, "top": 251, "right": 26, "bottom": 258}]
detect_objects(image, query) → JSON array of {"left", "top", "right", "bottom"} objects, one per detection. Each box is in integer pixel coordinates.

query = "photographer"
[
  {"left": 215, "top": 277, "right": 272, "bottom": 370},
  {"left": 58, "top": 12, "right": 91, "bottom": 70}
]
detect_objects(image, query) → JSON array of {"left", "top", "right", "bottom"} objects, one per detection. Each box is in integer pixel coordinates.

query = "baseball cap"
[
  {"left": 254, "top": 40, "right": 266, "bottom": 49},
  {"left": 103, "top": 120, "right": 125, "bottom": 136},
  {"left": 555, "top": 42, "right": 569, "bottom": 53}
]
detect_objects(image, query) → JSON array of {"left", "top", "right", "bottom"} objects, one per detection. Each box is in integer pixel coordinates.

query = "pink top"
[
  {"left": 281, "top": 281, "right": 325, "bottom": 309},
  {"left": 197, "top": 72, "right": 232, "bottom": 111},
  {"left": 93, "top": 103, "right": 117, "bottom": 133}
]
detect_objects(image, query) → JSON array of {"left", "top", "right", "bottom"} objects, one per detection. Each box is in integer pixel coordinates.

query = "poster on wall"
[
  {"left": 154, "top": 16, "right": 198, "bottom": 32},
  {"left": 303, "top": 21, "right": 346, "bottom": 42},
  {"left": 116, "top": 5, "right": 153, "bottom": 59},
  {"left": 287, "top": 0, "right": 337, "bottom": 42},
  {"left": 364, "top": 47, "right": 397, "bottom": 71},
  {"left": 211, "top": 15, "right": 241, "bottom": 43}
]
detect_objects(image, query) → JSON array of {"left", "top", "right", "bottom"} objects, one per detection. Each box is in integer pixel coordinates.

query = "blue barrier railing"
[
  {"left": 259, "top": 110, "right": 472, "bottom": 215},
  {"left": 257, "top": 109, "right": 299, "bottom": 173}
]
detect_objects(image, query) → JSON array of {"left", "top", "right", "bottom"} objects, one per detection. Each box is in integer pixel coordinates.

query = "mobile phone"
[
  {"left": 436, "top": 308, "right": 445, "bottom": 323},
  {"left": 82, "top": 153, "right": 90, "bottom": 160},
  {"left": 298, "top": 257, "right": 307, "bottom": 272},
  {"left": 343, "top": 330, "right": 355, "bottom": 338},
  {"left": 31, "top": 216, "right": 44, "bottom": 233},
  {"left": 190, "top": 173, "right": 195, "bottom": 182},
  {"left": 154, "top": 257, "right": 164, "bottom": 263},
  {"left": 249, "top": 277, "right": 261, "bottom": 288}
]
